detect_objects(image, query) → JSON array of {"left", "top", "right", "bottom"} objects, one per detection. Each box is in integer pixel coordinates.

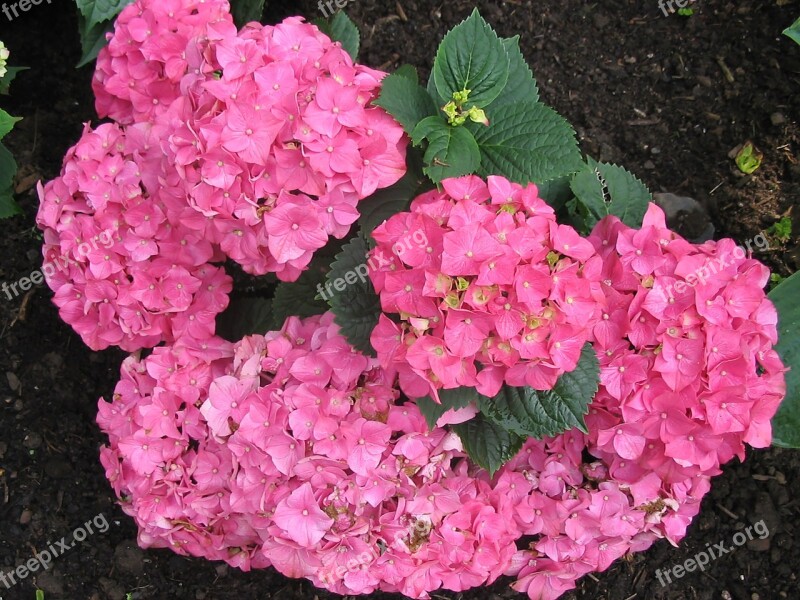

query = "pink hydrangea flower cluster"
[
  {"left": 39, "top": 0, "right": 408, "bottom": 350},
  {"left": 584, "top": 204, "right": 785, "bottom": 491},
  {"left": 93, "top": 0, "right": 235, "bottom": 124},
  {"left": 369, "top": 175, "right": 604, "bottom": 401},
  {"left": 35, "top": 122, "right": 232, "bottom": 351},
  {"left": 96, "top": 306, "right": 780, "bottom": 600},
  {"left": 491, "top": 205, "right": 785, "bottom": 599},
  {"left": 97, "top": 313, "right": 523, "bottom": 597},
  {"left": 497, "top": 431, "right": 711, "bottom": 600},
  {"left": 159, "top": 17, "right": 408, "bottom": 278}
]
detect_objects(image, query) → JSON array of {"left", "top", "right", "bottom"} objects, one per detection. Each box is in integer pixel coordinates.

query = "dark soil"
[{"left": 1, "top": 1, "right": 799, "bottom": 599}]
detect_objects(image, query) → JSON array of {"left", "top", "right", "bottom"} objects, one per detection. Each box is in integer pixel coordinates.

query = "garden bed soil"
[{"left": 0, "top": 1, "right": 799, "bottom": 599}]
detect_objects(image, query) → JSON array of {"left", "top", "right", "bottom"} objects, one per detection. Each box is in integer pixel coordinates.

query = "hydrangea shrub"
[{"left": 37, "top": 1, "right": 797, "bottom": 600}]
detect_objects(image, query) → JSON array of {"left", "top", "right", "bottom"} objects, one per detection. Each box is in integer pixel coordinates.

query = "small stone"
[
  {"left": 5, "top": 372, "right": 20, "bottom": 392},
  {"left": 215, "top": 563, "right": 229, "bottom": 577},
  {"left": 652, "top": 192, "right": 715, "bottom": 243},
  {"left": 99, "top": 577, "right": 126, "bottom": 600},
  {"left": 771, "top": 112, "right": 786, "bottom": 126},
  {"left": 22, "top": 432, "right": 42, "bottom": 450},
  {"left": 697, "top": 75, "right": 713, "bottom": 87},
  {"left": 44, "top": 458, "right": 72, "bottom": 479},
  {"left": 36, "top": 570, "right": 64, "bottom": 595},
  {"left": 593, "top": 13, "right": 610, "bottom": 28},
  {"left": 747, "top": 536, "right": 771, "bottom": 552},
  {"left": 42, "top": 352, "right": 64, "bottom": 374},
  {"left": 19, "top": 508, "right": 32, "bottom": 525},
  {"left": 753, "top": 491, "right": 781, "bottom": 535},
  {"left": 644, "top": 160, "right": 656, "bottom": 170},
  {"left": 114, "top": 541, "right": 145, "bottom": 575}
]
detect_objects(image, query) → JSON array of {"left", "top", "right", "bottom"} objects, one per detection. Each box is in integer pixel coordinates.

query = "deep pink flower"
[{"left": 273, "top": 483, "right": 334, "bottom": 548}]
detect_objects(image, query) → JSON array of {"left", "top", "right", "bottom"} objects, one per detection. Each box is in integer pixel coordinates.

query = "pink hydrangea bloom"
[
  {"left": 155, "top": 17, "right": 408, "bottom": 278},
  {"left": 97, "top": 314, "right": 521, "bottom": 595},
  {"left": 36, "top": 122, "right": 232, "bottom": 351},
  {"left": 91, "top": 1, "right": 408, "bottom": 282},
  {"left": 93, "top": 0, "right": 235, "bottom": 124},
  {"left": 369, "top": 175, "right": 605, "bottom": 400},
  {"left": 491, "top": 202, "right": 787, "bottom": 593}
]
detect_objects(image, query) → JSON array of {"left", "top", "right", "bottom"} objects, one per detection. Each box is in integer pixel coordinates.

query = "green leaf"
[
  {"left": 0, "top": 141, "right": 20, "bottom": 218},
  {"left": 536, "top": 174, "right": 573, "bottom": 212},
  {"left": 433, "top": 9, "right": 510, "bottom": 109},
  {"left": 569, "top": 160, "right": 651, "bottom": 229},
  {"left": 427, "top": 67, "right": 446, "bottom": 111},
  {"left": 489, "top": 37, "right": 539, "bottom": 109},
  {"left": 325, "top": 235, "right": 381, "bottom": 355},
  {"left": 314, "top": 13, "right": 360, "bottom": 61},
  {"left": 326, "top": 12, "right": 360, "bottom": 61},
  {"left": 0, "top": 109, "right": 21, "bottom": 141},
  {"left": 271, "top": 262, "right": 330, "bottom": 329},
  {"left": 216, "top": 297, "right": 274, "bottom": 342},
  {"left": 453, "top": 412, "right": 525, "bottom": 476},
  {"left": 393, "top": 64, "right": 419, "bottom": 83},
  {"left": 784, "top": 17, "right": 800, "bottom": 46},
  {"left": 76, "top": 18, "right": 116, "bottom": 67},
  {"left": 769, "top": 272, "right": 800, "bottom": 448},
  {"left": 375, "top": 70, "right": 439, "bottom": 135},
  {"left": 358, "top": 148, "right": 426, "bottom": 238},
  {"left": 0, "top": 188, "right": 22, "bottom": 219},
  {"left": 75, "top": 0, "right": 134, "bottom": 66},
  {"left": 470, "top": 101, "right": 584, "bottom": 184},
  {"left": 357, "top": 174, "right": 415, "bottom": 238},
  {"left": 415, "top": 396, "right": 450, "bottom": 430},
  {"left": 0, "top": 189, "right": 19, "bottom": 218},
  {"left": 412, "top": 117, "right": 481, "bottom": 183},
  {"left": 411, "top": 116, "right": 447, "bottom": 146},
  {"left": 0, "top": 66, "right": 28, "bottom": 95},
  {"left": 75, "top": 0, "right": 132, "bottom": 23},
  {"left": 416, "top": 387, "right": 479, "bottom": 429},
  {"left": 230, "top": 0, "right": 265, "bottom": 26},
  {"left": 478, "top": 344, "right": 599, "bottom": 439}
]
